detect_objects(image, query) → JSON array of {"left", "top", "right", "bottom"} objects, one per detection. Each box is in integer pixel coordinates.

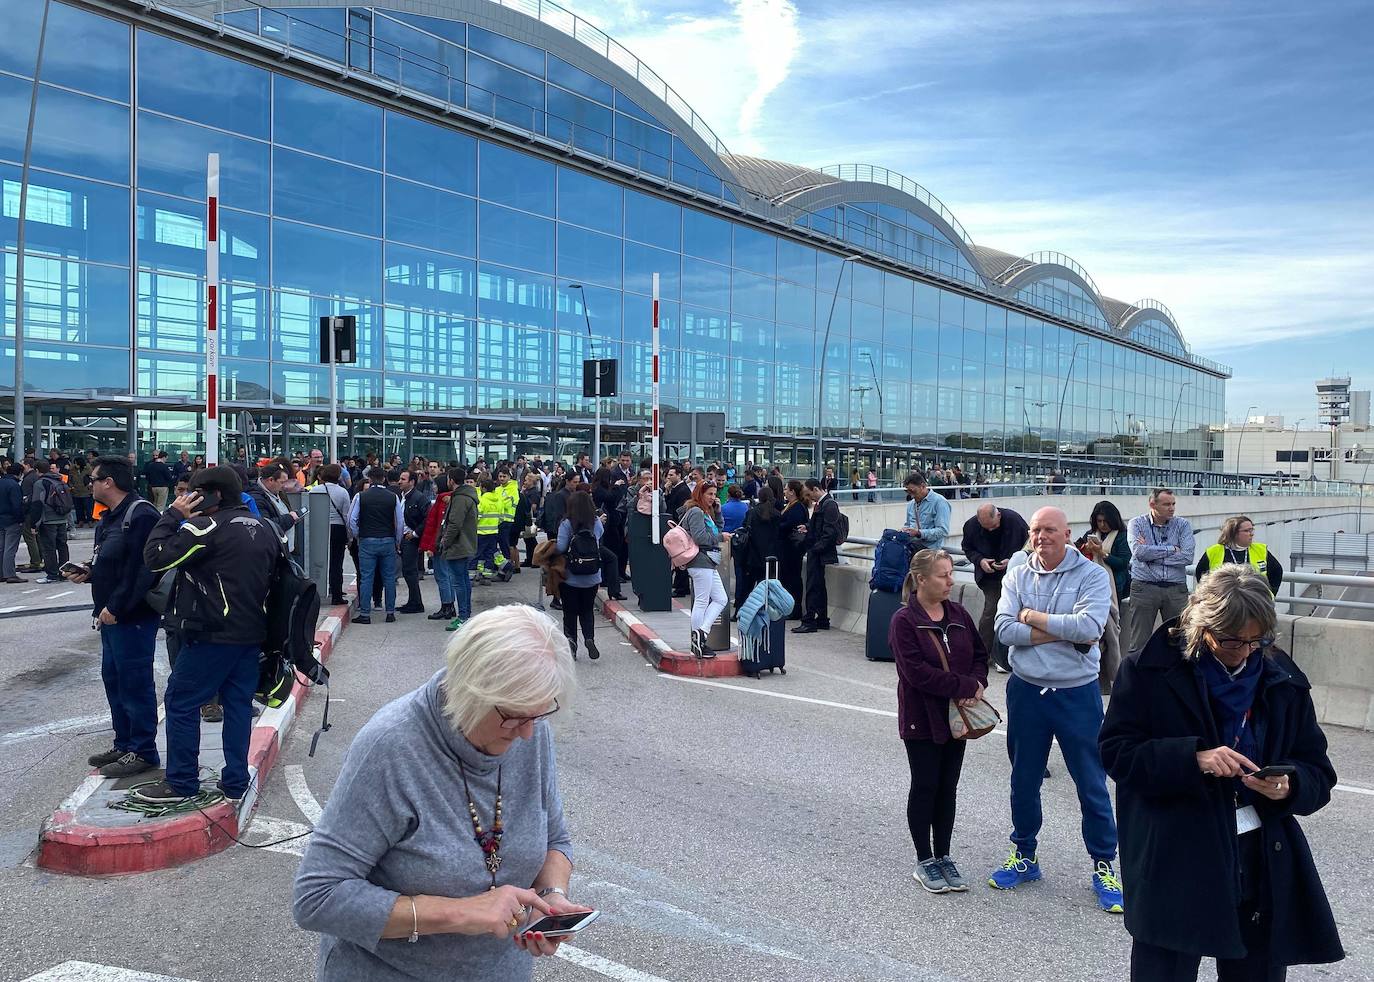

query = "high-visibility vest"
[
  {"left": 477, "top": 490, "right": 505, "bottom": 535},
  {"left": 1205, "top": 542, "right": 1268, "bottom": 578},
  {"left": 499, "top": 480, "right": 518, "bottom": 519}
]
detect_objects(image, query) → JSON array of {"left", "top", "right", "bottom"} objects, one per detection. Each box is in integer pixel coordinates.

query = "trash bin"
[{"left": 626, "top": 508, "right": 671, "bottom": 612}]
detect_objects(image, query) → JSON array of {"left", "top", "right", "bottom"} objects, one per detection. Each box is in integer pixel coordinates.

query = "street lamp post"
[
  {"left": 813, "top": 255, "right": 864, "bottom": 478},
  {"left": 1234, "top": 404, "right": 1259, "bottom": 486},
  {"left": 1053, "top": 342, "right": 1090, "bottom": 477},
  {"left": 567, "top": 284, "right": 600, "bottom": 465},
  {"left": 1166, "top": 380, "right": 1193, "bottom": 476},
  {"left": 1288, "top": 418, "right": 1305, "bottom": 485},
  {"left": 862, "top": 350, "right": 883, "bottom": 437}
]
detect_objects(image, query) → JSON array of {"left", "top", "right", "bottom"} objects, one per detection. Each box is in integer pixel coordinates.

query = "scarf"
[
  {"left": 738, "top": 577, "right": 795, "bottom": 664},
  {"left": 1199, "top": 648, "right": 1263, "bottom": 774}
]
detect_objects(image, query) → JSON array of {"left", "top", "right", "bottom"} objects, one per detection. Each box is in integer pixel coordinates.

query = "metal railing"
[
  {"left": 813, "top": 481, "right": 1367, "bottom": 502},
  {"left": 816, "top": 164, "right": 976, "bottom": 253}
]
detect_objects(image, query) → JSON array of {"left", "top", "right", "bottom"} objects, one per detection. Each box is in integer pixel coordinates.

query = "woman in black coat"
[
  {"left": 736, "top": 487, "right": 784, "bottom": 606},
  {"left": 777, "top": 480, "right": 808, "bottom": 619},
  {"left": 1100, "top": 564, "right": 1343, "bottom": 981}
]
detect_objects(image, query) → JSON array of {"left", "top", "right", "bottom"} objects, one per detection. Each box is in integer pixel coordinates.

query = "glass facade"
[{"left": 0, "top": 0, "right": 1225, "bottom": 475}]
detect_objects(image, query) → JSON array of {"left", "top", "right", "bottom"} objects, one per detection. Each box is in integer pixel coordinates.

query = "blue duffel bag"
[{"left": 870, "top": 528, "right": 919, "bottom": 593}]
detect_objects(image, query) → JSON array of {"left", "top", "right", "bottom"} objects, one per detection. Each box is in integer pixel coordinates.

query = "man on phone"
[
  {"left": 67, "top": 455, "right": 162, "bottom": 778},
  {"left": 902, "top": 471, "right": 951, "bottom": 550},
  {"left": 961, "top": 503, "right": 1029, "bottom": 662},
  {"left": 135, "top": 467, "right": 279, "bottom": 805}
]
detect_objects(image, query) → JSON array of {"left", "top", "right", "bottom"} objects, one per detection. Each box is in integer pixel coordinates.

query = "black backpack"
[
  {"left": 42, "top": 477, "right": 74, "bottom": 516},
  {"left": 259, "top": 539, "right": 328, "bottom": 707},
  {"left": 566, "top": 527, "right": 601, "bottom": 577}
]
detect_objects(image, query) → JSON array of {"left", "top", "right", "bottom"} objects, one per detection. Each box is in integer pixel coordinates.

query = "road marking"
[
  {"left": 660, "top": 675, "right": 898, "bottom": 717},
  {"left": 22, "top": 588, "right": 38, "bottom": 594},
  {"left": 0, "top": 714, "right": 111, "bottom": 748},
  {"left": 557, "top": 946, "right": 674, "bottom": 982},
  {"left": 21, "top": 962, "right": 195, "bottom": 981},
  {"left": 0, "top": 605, "right": 25, "bottom": 614},
  {"left": 47, "top": 590, "right": 73, "bottom": 599},
  {"left": 788, "top": 664, "right": 896, "bottom": 694},
  {"left": 1336, "top": 783, "right": 1374, "bottom": 797},
  {"left": 241, "top": 814, "right": 313, "bottom": 857},
  {"left": 285, "top": 764, "right": 324, "bottom": 824}
]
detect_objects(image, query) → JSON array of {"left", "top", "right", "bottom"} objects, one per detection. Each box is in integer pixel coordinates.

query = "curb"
[
  {"left": 35, "top": 602, "right": 352, "bottom": 876},
  {"left": 599, "top": 594, "right": 740, "bottom": 678}
]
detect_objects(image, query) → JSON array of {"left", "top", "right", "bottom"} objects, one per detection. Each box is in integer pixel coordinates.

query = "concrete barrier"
[{"left": 823, "top": 564, "right": 1374, "bottom": 732}]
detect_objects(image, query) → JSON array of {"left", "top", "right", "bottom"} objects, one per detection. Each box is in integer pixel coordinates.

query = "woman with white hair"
[
  {"left": 293, "top": 605, "right": 590, "bottom": 981},
  {"left": 1100, "top": 565, "right": 1343, "bottom": 980}
]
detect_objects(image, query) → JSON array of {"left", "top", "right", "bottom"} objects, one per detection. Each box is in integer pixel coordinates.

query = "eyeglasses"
[
  {"left": 1209, "top": 632, "right": 1275, "bottom": 652},
  {"left": 494, "top": 699, "right": 560, "bottom": 730}
]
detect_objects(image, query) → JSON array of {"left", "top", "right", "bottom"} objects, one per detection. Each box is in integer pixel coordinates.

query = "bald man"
[
  {"left": 989, "top": 507, "right": 1122, "bottom": 915},
  {"left": 960, "top": 503, "right": 1028, "bottom": 667}
]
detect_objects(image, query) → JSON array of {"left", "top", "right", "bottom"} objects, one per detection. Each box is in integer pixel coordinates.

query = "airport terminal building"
[{"left": 1, "top": 0, "right": 1229, "bottom": 480}]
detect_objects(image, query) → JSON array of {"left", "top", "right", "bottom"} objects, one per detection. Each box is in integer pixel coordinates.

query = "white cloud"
[{"left": 733, "top": 0, "right": 800, "bottom": 149}]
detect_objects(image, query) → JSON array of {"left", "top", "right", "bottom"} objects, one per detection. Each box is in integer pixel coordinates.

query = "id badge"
[{"left": 1235, "top": 805, "right": 1261, "bottom": 836}]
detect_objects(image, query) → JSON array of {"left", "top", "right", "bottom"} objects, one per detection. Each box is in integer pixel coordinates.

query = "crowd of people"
[{"left": 887, "top": 484, "right": 1339, "bottom": 980}]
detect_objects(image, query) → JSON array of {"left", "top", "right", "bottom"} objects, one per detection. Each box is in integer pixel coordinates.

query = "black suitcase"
[
  {"left": 740, "top": 559, "right": 787, "bottom": 678},
  {"left": 865, "top": 588, "right": 903, "bottom": 661}
]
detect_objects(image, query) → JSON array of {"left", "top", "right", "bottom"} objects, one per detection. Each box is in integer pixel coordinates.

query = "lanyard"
[{"left": 1233, "top": 709, "right": 1251, "bottom": 749}]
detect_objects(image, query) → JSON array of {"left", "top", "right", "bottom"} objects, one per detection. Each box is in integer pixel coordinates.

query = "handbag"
[{"left": 933, "top": 629, "right": 1001, "bottom": 740}]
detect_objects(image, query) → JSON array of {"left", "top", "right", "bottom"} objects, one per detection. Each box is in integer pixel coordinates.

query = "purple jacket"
[{"left": 889, "top": 598, "right": 988, "bottom": 744}]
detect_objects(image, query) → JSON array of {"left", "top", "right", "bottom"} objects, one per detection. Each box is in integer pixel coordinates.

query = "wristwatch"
[{"left": 537, "top": 886, "right": 567, "bottom": 899}]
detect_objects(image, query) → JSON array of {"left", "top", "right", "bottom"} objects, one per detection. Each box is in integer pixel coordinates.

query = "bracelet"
[
  {"left": 536, "top": 886, "right": 567, "bottom": 899},
  {"left": 407, "top": 897, "right": 419, "bottom": 944}
]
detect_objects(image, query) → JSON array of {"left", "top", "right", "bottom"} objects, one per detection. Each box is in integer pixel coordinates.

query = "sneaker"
[
  {"left": 1092, "top": 860, "right": 1124, "bottom": 914},
  {"left": 914, "top": 858, "right": 951, "bottom": 894},
  {"left": 428, "top": 605, "right": 455, "bottom": 621},
  {"left": 215, "top": 781, "right": 245, "bottom": 802},
  {"left": 994, "top": 663, "right": 1010, "bottom": 674},
  {"left": 353, "top": 615, "right": 372, "bottom": 625},
  {"left": 385, "top": 612, "right": 396, "bottom": 623},
  {"left": 99, "top": 752, "right": 159, "bottom": 779},
  {"left": 549, "top": 598, "right": 562, "bottom": 610},
  {"left": 131, "top": 779, "right": 193, "bottom": 804},
  {"left": 938, "top": 856, "right": 968, "bottom": 892},
  {"left": 41, "top": 576, "right": 64, "bottom": 583},
  {"left": 585, "top": 640, "right": 600, "bottom": 660},
  {"left": 87, "top": 746, "right": 125, "bottom": 768},
  {"left": 201, "top": 703, "right": 224, "bottom": 723},
  {"left": 445, "top": 616, "right": 464, "bottom": 632},
  {"left": 988, "top": 848, "right": 1042, "bottom": 890}
]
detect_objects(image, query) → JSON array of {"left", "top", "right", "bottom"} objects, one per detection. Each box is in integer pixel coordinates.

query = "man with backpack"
[
  {"left": 137, "top": 466, "right": 279, "bottom": 804},
  {"left": 27, "top": 460, "right": 74, "bottom": 583},
  {"left": 793, "top": 478, "right": 845, "bottom": 634},
  {"left": 65, "top": 456, "right": 162, "bottom": 778}
]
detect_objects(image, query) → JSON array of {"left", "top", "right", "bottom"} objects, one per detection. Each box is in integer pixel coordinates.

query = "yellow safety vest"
[
  {"left": 477, "top": 490, "right": 505, "bottom": 535},
  {"left": 1205, "top": 542, "right": 1268, "bottom": 578},
  {"left": 499, "top": 480, "right": 518, "bottom": 518}
]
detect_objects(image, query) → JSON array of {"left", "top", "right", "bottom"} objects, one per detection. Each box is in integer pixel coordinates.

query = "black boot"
[
  {"left": 696, "top": 629, "right": 717, "bottom": 659},
  {"left": 427, "top": 604, "right": 455, "bottom": 621}
]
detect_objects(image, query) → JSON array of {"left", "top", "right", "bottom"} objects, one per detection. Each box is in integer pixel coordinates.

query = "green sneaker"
[{"left": 446, "top": 616, "right": 465, "bottom": 632}]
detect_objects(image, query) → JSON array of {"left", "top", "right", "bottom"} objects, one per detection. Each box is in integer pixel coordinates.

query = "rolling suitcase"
[
  {"left": 864, "top": 588, "right": 903, "bottom": 661},
  {"left": 739, "top": 558, "right": 787, "bottom": 678}
]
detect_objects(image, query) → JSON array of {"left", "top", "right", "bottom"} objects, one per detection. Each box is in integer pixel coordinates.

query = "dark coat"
[
  {"left": 0, "top": 474, "right": 21, "bottom": 526},
  {"left": 804, "top": 494, "right": 842, "bottom": 563},
  {"left": 889, "top": 597, "right": 987, "bottom": 743},
  {"left": 959, "top": 507, "right": 1028, "bottom": 588},
  {"left": 1099, "top": 624, "right": 1343, "bottom": 967},
  {"left": 741, "top": 507, "right": 783, "bottom": 575}
]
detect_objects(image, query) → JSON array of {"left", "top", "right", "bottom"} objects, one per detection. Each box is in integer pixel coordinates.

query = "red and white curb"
[
  {"left": 599, "top": 595, "right": 740, "bottom": 678},
  {"left": 35, "top": 603, "right": 351, "bottom": 876}
]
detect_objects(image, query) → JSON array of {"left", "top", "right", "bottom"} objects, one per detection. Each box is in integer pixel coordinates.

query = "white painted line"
[
  {"left": 242, "top": 814, "right": 313, "bottom": 858},
  {"left": 1, "top": 713, "right": 110, "bottom": 747},
  {"left": 22, "top": 588, "right": 38, "bottom": 594},
  {"left": 661, "top": 675, "right": 898, "bottom": 717},
  {"left": 789, "top": 665, "right": 896, "bottom": 694},
  {"left": 21, "top": 961, "right": 195, "bottom": 981},
  {"left": 0, "top": 605, "right": 26, "bottom": 614},
  {"left": 1336, "top": 783, "right": 1374, "bottom": 797},
  {"left": 56, "top": 774, "right": 106, "bottom": 815},
  {"left": 285, "top": 764, "right": 324, "bottom": 824},
  {"left": 47, "top": 590, "right": 73, "bottom": 599},
  {"left": 557, "top": 946, "right": 674, "bottom": 982}
]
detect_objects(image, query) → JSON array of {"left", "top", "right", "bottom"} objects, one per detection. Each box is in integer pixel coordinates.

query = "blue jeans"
[
  {"left": 358, "top": 536, "right": 397, "bottom": 615},
  {"left": 1006, "top": 673, "right": 1117, "bottom": 862},
  {"left": 437, "top": 556, "right": 472, "bottom": 619},
  {"left": 163, "top": 641, "right": 258, "bottom": 797},
  {"left": 100, "top": 617, "right": 161, "bottom": 762}
]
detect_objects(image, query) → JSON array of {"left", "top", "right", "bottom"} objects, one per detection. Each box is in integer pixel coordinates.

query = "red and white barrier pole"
[
  {"left": 205, "top": 152, "right": 220, "bottom": 466},
  {"left": 651, "top": 272, "right": 661, "bottom": 544}
]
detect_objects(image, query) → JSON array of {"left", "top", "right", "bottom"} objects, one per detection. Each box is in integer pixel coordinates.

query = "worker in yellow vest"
[
  {"left": 474, "top": 477, "right": 510, "bottom": 583},
  {"left": 497, "top": 466, "right": 521, "bottom": 573},
  {"left": 1195, "top": 515, "right": 1283, "bottom": 594}
]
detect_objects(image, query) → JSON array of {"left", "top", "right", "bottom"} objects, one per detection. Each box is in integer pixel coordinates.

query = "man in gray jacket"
[{"left": 989, "top": 507, "right": 1123, "bottom": 915}]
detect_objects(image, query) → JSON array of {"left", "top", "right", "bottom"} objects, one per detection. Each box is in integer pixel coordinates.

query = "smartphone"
[
  {"left": 190, "top": 490, "right": 222, "bottom": 513},
  {"left": 59, "top": 561, "right": 91, "bottom": 577},
  {"left": 520, "top": 910, "right": 600, "bottom": 939},
  {"left": 1252, "top": 765, "right": 1297, "bottom": 780}
]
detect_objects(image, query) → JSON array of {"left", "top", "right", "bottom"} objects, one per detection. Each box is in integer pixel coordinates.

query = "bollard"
[
  {"left": 705, "top": 535, "right": 732, "bottom": 651},
  {"left": 627, "top": 508, "right": 671, "bottom": 611},
  {"left": 305, "top": 485, "right": 331, "bottom": 600}
]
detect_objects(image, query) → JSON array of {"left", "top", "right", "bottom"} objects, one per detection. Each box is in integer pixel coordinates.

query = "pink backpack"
[{"left": 662, "top": 521, "right": 699, "bottom": 569}]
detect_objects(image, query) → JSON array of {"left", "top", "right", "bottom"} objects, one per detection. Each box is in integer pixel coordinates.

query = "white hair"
[{"left": 441, "top": 605, "right": 576, "bottom": 735}]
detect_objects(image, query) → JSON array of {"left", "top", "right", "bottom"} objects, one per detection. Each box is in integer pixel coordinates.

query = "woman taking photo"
[
  {"left": 678, "top": 481, "right": 728, "bottom": 659},
  {"left": 1079, "top": 500, "right": 1130, "bottom": 693},
  {"left": 556, "top": 490, "right": 603, "bottom": 660},
  {"left": 1100, "top": 565, "right": 1343, "bottom": 980},
  {"left": 294, "top": 606, "right": 591, "bottom": 980},
  {"left": 777, "top": 480, "right": 808, "bottom": 620},
  {"left": 889, "top": 549, "right": 987, "bottom": 895}
]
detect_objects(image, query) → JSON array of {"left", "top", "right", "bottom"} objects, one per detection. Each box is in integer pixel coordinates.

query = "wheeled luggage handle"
[{"left": 765, "top": 555, "right": 779, "bottom": 582}]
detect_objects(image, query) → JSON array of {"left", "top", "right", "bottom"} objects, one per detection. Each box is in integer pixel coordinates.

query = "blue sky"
[{"left": 568, "top": 0, "right": 1374, "bottom": 423}]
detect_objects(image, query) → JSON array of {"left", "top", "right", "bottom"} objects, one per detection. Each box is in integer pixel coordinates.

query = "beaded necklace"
[{"left": 458, "top": 759, "right": 504, "bottom": 888}]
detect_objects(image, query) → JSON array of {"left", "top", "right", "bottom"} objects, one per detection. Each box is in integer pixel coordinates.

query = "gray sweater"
[
  {"left": 994, "top": 545, "right": 1111, "bottom": 690},
  {"left": 292, "top": 671, "right": 573, "bottom": 981}
]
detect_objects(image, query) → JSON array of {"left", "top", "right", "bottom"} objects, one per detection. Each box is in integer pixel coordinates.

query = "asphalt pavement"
[{"left": 1, "top": 557, "right": 1371, "bottom": 982}]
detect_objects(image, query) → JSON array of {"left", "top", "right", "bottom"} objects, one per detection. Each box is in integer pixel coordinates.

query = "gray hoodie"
[{"left": 994, "top": 545, "right": 1110, "bottom": 690}]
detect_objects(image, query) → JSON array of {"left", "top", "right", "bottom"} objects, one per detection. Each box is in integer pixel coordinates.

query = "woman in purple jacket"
[{"left": 889, "top": 548, "right": 989, "bottom": 895}]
